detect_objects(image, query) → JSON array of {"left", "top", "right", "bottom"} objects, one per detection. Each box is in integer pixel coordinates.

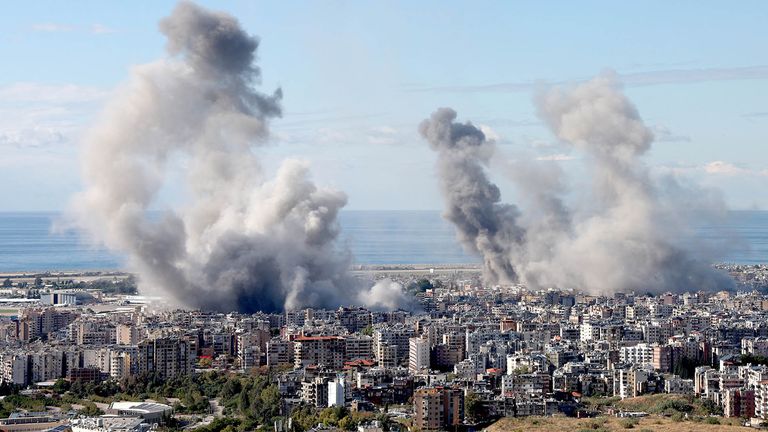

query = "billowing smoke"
[
  {"left": 422, "top": 74, "right": 734, "bottom": 294},
  {"left": 418, "top": 108, "right": 524, "bottom": 284},
  {"left": 73, "top": 1, "right": 408, "bottom": 312}
]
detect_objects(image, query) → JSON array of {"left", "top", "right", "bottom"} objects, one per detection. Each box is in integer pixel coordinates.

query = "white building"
[
  {"left": 755, "top": 381, "right": 768, "bottom": 420},
  {"left": 327, "top": 375, "right": 345, "bottom": 407},
  {"left": 465, "top": 328, "right": 500, "bottom": 355},
  {"left": 71, "top": 416, "right": 152, "bottom": 432},
  {"left": 580, "top": 323, "right": 599, "bottom": 342},
  {"left": 109, "top": 401, "right": 173, "bottom": 423},
  {"left": 0, "top": 353, "right": 28, "bottom": 385},
  {"left": 409, "top": 337, "right": 430, "bottom": 373},
  {"left": 664, "top": 376, "right": 694, "bottom": 394},
  {"left": 620, "top": 343, "right": 653, "bottom": 366},
  {"left": 29, "top": 351, "right": 63, "bottom": 383},
  {"left": 373, "top": 325, "right": 413, "bottom": 365},
  {"left": 742, "top": 337, "right": 768, "bottom": 357}
]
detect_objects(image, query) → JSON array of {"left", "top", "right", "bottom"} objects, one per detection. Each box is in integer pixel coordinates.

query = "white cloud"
[
  {"left": 0, "top": 82, "right": 109, "bottom": 104},
  {"left": 317, "top": 127, "right": 350, "bottom": 144},
  {"left": 30, "top": 23, "right": 118, "bottom": 35},
  {"left": 703, "top": 161, "right": 768, "bottom": 177},
  {"left": 659, "top": 161, "right": 768, "bottom": 178},
  {"left": 410, "top": 65, "right": 768, "bottom": 93},
  {"left": 535, "top": 153, "right": 577, "bottom": 161},
  {"left": 371, "top": 126, "right": 396, "bottom": 135},
  {"left": 367, "top": 126, "right": 399, "bottom": 145},
  {"left": 91, "top": 24, "right": 117, "bottom": 34},
  {"left": 0, "top": 127, "right": 66, "bottom": 149},
  {"left": 0, "top": 82, "right": 108, "bottom": 151}
]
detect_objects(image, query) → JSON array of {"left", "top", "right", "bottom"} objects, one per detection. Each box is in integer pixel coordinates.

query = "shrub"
[
  {"left": 671, "top": 412, "right": 686, "bottom": 422},
  {"left": 620, "top": 418, "right": 639, "bottom": 429},
  {"left": 655, "top": 399, "right": 693, "bottom": 414},
  {"left": 580, "top": 418, "right": 608, "bottom": 430}
]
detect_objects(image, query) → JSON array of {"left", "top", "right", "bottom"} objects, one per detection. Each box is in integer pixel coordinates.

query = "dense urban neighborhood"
[{"left": 2, "top": 265, "right": 768, "bottom": 431}]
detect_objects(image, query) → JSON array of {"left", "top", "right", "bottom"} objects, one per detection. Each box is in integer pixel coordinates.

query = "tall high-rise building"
[
  {"left": 409, "top": 337, "right": 430, "bottom": 373},
  {"left": 373, "top": 325, "right": 414, "bottom": 366},
  {"left": 137, "top": 337, "right": 194, "bottom": 379},
  {"left": 413, "top": 387, "right": 464, "bottom": 431},
  {"left": 344, "top": 335, "right": 373, "bottom": 361},
  {"left": 0, "top": 353, "right": 28, "bottom": 385},
  {"left": 328, "top": 374, "right": 346, "bottom": 407},
  {"left": 293, "top": 336, "right": 345, "bottom": 369}
]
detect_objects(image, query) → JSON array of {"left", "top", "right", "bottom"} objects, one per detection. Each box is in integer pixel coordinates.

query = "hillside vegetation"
[
  {"left": 485, "top": 415, "right": 750, "bottom": 432},
  {"left": 487, "top": 394, "right": 751, "bottom": 432}
]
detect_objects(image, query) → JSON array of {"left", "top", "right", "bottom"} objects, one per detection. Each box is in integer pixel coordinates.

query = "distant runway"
[{"left": 350, "top": 264, "right": 481, "bottom": 276}]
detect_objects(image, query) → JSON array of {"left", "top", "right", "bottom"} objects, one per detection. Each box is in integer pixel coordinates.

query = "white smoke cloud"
[
  {"left": 72, "top": 1, "right": 409, "bottom": 313},
  {"left": 423, "top": 73, "right": 734, "bottom": 294},
  {"left": 357, "top": 279, "right": 414, "bottom": 311}
]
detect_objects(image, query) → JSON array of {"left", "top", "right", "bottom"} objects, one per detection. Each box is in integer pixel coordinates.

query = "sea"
[{"left": 0, "top": 211, "right": 766, "bottom": 272}]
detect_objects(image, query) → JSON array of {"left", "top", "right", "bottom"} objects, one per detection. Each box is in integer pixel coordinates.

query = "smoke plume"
[
  {"left": 418, "top": 108, "right": 524, "bottom": 284},
  {"left": 73, "top": 1, "right": 408, "bottom": 312},
  {"left": 422, "top": 74, "right": 733, "bottom": 294}
]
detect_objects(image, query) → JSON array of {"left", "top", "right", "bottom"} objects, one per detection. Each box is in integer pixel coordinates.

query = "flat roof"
[
  {"left": 109, "top": 401, "right": 172, "bottom": 413},
  {"left": 295, "top": 335, "right": 344, "bottom": 341}
]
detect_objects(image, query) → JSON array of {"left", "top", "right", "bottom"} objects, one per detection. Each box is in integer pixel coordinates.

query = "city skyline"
[{"left": 2, "top": 3, "right": 768, "bottom": 431}]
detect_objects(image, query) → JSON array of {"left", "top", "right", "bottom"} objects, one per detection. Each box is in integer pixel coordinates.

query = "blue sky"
[{"left": 0, "top": 1, "right": 766, "bottom": 210}]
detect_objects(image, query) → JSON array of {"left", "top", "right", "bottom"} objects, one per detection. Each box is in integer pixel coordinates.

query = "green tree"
[
  {"left": 291, "top": 405, "right": 319, "bottom": 431},
  {"left": 237, "top": 387, "right": 250, "bottom": 414},
  {"left": 220, "top": 377, "right": 242, "bottom": 401},
  {"left": 52, "top": 378, "right": 70, "bottom": 393},
  {"left": 79, "top": 401, "right": 104, "bottom": 416},
  {"left": 255, "top": 385, "right": 280, "bottom": 421},
  {"left": 376, "top": 413, "right": 393, "bottom": 432},
  {"left": 700, "top": 398, "right": 723, "bottom": 416},
  {"left": 464, "top": 391, "right": 483, "bottom": 423}
]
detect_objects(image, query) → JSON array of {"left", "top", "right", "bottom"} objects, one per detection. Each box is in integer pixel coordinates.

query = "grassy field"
[{"left": 485, "top": 415, "right": 751, "bottom": 432}]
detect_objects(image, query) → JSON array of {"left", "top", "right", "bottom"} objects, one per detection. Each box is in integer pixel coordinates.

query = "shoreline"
[
  {"left": 1, "top": 262, "right": 766, "bottom": 279},
  {"left": 0, "top": 263, "right": 485, "bottom": 279}
]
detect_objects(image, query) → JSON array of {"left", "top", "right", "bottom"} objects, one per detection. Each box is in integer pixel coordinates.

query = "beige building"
[
  {"left": 293, "top": 335, "right": 345, "bottom": 369},
  {"left": 413, "top": 387, "right": 464, "bottom": 431},
  {"left": 137, "top": 337, "right": 194, "bottom": 379}
]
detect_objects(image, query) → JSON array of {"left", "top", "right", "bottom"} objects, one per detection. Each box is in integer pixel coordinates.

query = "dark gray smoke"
[
  {"left": 73, "top": 1, "right": 409, "bottom": 312},
  {"left": 422, "top": 74, "right": 734, "bottom": 294},
  {"left": 419, "top": 108, "right": 525, "bottom": 284}
]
